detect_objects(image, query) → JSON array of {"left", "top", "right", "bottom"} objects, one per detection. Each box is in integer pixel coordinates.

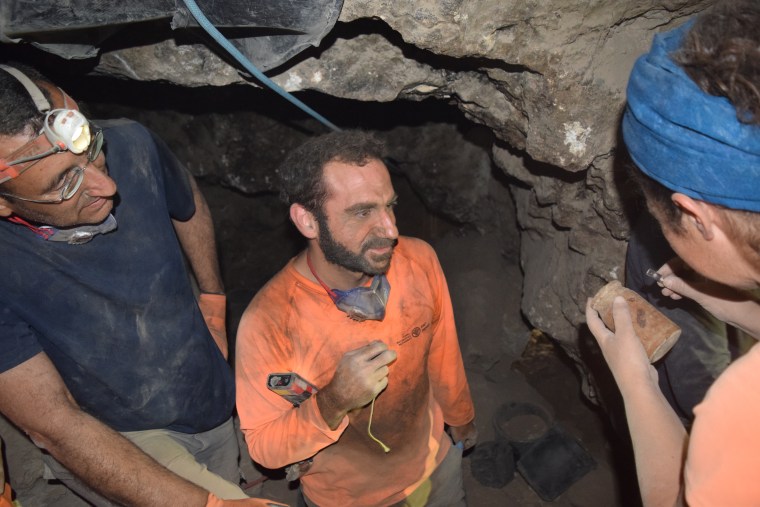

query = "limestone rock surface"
[{"left": 12, "top": 0, "right": 711, "bottom": 353}]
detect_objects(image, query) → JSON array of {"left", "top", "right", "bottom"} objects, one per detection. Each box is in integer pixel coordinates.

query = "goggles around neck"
[
  {"left": 306, "top": 252, "right": 391, "bottom": 322},
  {"left": 8, "top": 213, "right": 117, "bottom": 244}
]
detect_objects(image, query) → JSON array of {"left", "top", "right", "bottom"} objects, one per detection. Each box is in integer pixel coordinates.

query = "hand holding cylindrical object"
[{"left": 590, "top": 280, "right": 681, "bottom": 363}]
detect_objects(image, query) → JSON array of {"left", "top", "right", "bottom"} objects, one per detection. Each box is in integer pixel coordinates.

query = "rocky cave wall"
[{"left": 3, "top": 0, "right": 712, "bottom": 361}]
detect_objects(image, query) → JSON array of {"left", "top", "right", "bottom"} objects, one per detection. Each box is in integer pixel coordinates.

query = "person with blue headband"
[{"left": 586, "top": 0, "right": 760, "bottom": 505}]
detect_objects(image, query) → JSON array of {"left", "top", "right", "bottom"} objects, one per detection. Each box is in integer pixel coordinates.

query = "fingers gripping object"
[
  {"left": 645, "top": 268, "right": 664, "bottom": 283},
  {"left": 590, "top": 280, "right": 681, "bottom": 362}
]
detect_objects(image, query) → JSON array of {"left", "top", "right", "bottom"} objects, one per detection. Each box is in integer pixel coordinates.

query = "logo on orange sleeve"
[{"left": 397, "top": 321, "right": 430, "bottom": 346}]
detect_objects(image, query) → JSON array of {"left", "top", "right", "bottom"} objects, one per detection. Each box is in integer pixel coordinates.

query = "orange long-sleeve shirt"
[{"left": 236, "top": 237, "right": 474, "bottom": 507}]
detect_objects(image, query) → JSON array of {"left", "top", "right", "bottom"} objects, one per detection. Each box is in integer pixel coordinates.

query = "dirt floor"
[{"left": 2, "top": 177, "right": 641, "bottom": 506}]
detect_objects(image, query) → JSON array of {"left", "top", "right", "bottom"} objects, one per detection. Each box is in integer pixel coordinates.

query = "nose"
[
  {"left": 83, "top": 162, "right": 117, "bottom": 198},
  {"left": 377, "top": 208, "right": 398, "bottom": 240}
]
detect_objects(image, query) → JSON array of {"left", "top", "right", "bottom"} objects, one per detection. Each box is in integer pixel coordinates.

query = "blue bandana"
[{"left": 622, "top": 21, "right": 760, "bottom": 212}]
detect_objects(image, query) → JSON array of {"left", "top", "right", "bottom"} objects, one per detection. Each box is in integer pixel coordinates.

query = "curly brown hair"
[
  {"left": 674, "top": 0, "right": 760, "bottom": 125},
  {"left": 277, "top": 130, "right": 385, "bottom": 214}
]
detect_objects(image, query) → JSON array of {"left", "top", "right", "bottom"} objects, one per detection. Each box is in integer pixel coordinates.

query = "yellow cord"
[{"left": 368, "top": 396, "right": 390, "bottom": 453}]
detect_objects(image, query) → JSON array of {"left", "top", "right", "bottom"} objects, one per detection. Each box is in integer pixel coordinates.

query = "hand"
[
  {"left": 653, "top": 259, "right": 760, "bottom": 331},
  {"left": 199, "top": 293, "right": 228, "bottom": 359},
  {"left": 449, "top": 420, "right": 478, "bottom": 451},
  {"left": 206, "top": 493, "right": 289, "bottom": 507},
  {"left": 317, "top": 341, "right": 397, "bottom": 429},
  {"left": 586, "top": 297, "right": 658, "bottom": 395}
]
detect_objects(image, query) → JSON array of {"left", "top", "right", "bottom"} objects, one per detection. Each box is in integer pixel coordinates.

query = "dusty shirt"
[
  {"left": 0, "top": 120, "right": 234, "bottom": 433},
  {"left": 236, "top": 237, "right": 474, "bottom": 507},
  {"left": 685, "top": 340, "right": 760, "bottom": 505}
]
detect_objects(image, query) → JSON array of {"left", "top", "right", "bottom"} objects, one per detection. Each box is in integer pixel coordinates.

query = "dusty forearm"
[
  {"left": 315, "top": 387, "right": 348, "bottom": 430},
  {"left": 33, "top": 409, "right": 208, "bottom": 507},
  {"left": 621, "top": 381, "right": 688, "bottom": 507},
  {"left": 659, "top": 271, "right": 760, "bottom": 339},
  {"left": 172, "top": 174, "right": 224, "bottom": 294},
  {"left": 0, "top": 354, "right": 210, "bottom": 506}
]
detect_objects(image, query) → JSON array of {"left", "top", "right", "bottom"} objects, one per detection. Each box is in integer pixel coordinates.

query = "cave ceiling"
[{"left": 1, "top": 0, "right": 711, "bottom": 353}]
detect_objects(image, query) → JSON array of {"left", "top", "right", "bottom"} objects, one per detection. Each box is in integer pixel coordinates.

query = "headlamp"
[
  {"left": 0, "top": 65, "right": 96, "bottom": 184},
  {"left": 0, "top": 109, "right": 95, "bottom": 184},
  {"left": 44, "top": 109, "right": 92, "bottom": 155}
]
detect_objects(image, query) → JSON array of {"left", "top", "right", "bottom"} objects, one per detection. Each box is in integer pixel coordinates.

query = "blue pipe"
[{"left": 181, "top": 0, "right": 341, "bottom": 132}]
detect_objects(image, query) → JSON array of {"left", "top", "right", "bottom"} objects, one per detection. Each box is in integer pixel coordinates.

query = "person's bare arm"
[
  {"left": 587, "top": 298, "right": 687, "bottom": 507},
  {"left": 0, "top": 352, "right": 210, "bottom": 507},
  {"left": 172, "top": 173, "right": 228, "bottom": 356},
  {"left": 655, "top": 260, "right": 760, "bottom": 339},
  {"left": 172, "top": 173, "right": 224, "bottom": 295}
]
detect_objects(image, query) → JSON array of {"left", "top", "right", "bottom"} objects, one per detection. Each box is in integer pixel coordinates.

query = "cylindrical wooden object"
[{"left": 591, "top": 280, "right": 681, "bottom": 363}]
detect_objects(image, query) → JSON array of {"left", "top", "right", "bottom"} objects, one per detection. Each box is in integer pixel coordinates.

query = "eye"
[
  {"left": 356, "top": 208, "right": 372, "bottom": 218},
  {"left": 58, "top": 168, "right": 78, "bottom": 190},
  {"left": 41, "top": 168, "right": 74, "bottom": 197},
  {"left": 46, "top": 167, "right": 83, "bottom": 200}
]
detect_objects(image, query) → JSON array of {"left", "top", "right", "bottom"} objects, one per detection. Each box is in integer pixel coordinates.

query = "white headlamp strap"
[
  {"left": 0, "top": 64, "right": 51, "bottom": 112},
  {"left": 0, "top": 65, "right": 91, "bottom": 156}
]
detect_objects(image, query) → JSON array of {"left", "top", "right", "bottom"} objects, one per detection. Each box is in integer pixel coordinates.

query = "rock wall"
[{"left": 20, "top": 0, "right": 712, "bottom": 353}]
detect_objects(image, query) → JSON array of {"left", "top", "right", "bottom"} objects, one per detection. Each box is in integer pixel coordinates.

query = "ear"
[
  {"left": 671, "top": 193, "right": 717, "bottom": 241},
  {"left": 289, "top": 203, "right": 318, "bottom": 239},
  {"left": 0, "top": 197, "right": 13, "bottom": 218}
]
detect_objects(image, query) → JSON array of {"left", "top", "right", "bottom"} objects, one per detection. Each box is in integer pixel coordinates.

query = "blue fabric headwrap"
[{"left": 622, "top": 21, "right": 760, "bottom": 212}]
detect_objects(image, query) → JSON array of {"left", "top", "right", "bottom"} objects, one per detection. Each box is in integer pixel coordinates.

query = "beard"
[{"left": 316, "top": 212, "right": 397, "bottom": 276}]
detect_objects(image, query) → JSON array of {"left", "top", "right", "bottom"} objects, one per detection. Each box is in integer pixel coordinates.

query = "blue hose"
[{"left": 181, "top": 0, "right": 341, "bottom": 132}]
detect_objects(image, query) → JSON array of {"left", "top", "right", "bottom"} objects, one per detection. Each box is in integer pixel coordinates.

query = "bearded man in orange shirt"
[{"left": 236, "top": 131, "right": 477, "bottom": 507}]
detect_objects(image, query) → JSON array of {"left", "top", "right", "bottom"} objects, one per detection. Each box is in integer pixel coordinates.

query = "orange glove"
[
  {"left": 198, "top": 293, "right": 228, "bottom": 359},
  {"left": 205, "top": 493, "right": 289, "bottom": 507},
  {"left": 0, "top": 482, "right": 14, "bottom": 507}
]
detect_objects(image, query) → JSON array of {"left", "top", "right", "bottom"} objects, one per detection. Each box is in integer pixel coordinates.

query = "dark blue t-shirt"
[{"left": 0, "top": 119, "right": 234, "bottom": 433}]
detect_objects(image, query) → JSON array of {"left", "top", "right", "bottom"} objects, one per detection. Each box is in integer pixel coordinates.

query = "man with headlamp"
[
  {"left": 586, "top": 1, "right": 760, "bottom": 505},
  {"left": 0, "top": 64, "right": 286, "bottom": 507}
]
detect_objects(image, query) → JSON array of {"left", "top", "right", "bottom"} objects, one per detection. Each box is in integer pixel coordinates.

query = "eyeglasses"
[{"left": 0, "top": 126, "right": 103, "bottom": 204}]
